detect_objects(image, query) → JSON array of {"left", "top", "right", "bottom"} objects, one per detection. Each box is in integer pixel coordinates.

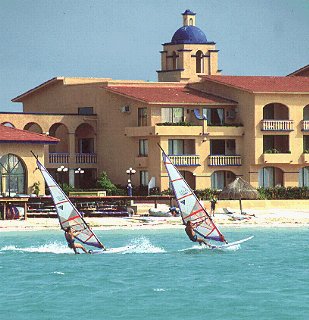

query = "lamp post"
[
  {"left": 126, "top": 167, "right": 136, "bottom": 196},
  {"left": 57, "top": 165, "right": 68, "bottom": 189},
  {"left": 74, "top": 168, "right": 85, "bottom": 189}
]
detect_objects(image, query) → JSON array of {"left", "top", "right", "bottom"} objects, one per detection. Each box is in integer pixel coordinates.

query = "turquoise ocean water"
[{"left": 0, "top": 227, "right": 309, "bottom": 320}]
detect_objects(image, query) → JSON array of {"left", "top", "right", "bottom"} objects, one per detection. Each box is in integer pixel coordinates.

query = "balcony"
[
  {"left": 48, "top": 153, "right": 97, "bottom": 165},
  {"left": 75, "top": 153, "right": 97, "bottom": 164},
  {"left": 49, "top": 153, "right": 69, "bottom": 164},
  {"left": 263, "top": 152, "right": 293, "bottom": 164},
  {"left": 261, "top": 120, "right": 294, "bottom": 131},
  {"left": 168, "top": 155, "right": 200, "bottom": 167},
  {"left": 301, "top": 120, "right": 309, "bottom": 131},
  {"left": 208, "top": 155, "right": 242, "bottom": 166}
]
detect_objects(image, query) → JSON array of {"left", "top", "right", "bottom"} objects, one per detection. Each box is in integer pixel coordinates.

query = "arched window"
[
  {"left": 196, "top": 50, "right": 203, "bottom": 73},
  {"left": 1, "top": 122, "right": 15, "bottom": 128},
  {"left": 211, "top": 170, "right": 235, "bottom": 190},
  {"left": 0, "top": 154, "right": 26, "bottom": 196},
  {"left": 299, "top": 167, "right": 309, "bottom": 187},
  {"left": 172, "top": 51, "right": 178, "bottom": 70},
  {"left": 258, "top": 167, "right": 283, "bottom": 188},
  {"left": 24, "top": 122, "right": 43, "bottom": 134}
]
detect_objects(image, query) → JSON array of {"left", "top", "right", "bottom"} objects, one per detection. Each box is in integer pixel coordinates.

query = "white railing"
[
  {"left": 302, "top": 120, "right": 309, "bottom": 131},
  {"left": 208, "top": 155, "right": 242, "bottom": 166},
  {"left": 168, "top": 155, "right": 200, "bottom": 166},
  {"left": 261, "top": 120, "right": 294, "bottom": 131},
  {"left": 49, "top": 153, "right": 97, "bottom": 164},
  {"left": 75, "top": 153, "right": 97, "bottom": 164},
  {"left": 49, "top": 153, "right": 69, "bottom": 164}
]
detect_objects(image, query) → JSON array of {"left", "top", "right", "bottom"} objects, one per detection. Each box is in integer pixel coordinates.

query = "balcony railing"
[
  {"left": 302, "top": 120, "right": 309, "bottom": 131},
  {"left": 208, "top": 155, "right": 242, "bottom": 166},
  {"left": 168, "top": 155, "right": 200, "bottom": 166},
  {"left": 48, "top": 153, "right": 97, "bottom": 164},
  {"left": 76, "top": 153, "right": 97, "bottom": 164},
  {"left": 261, "top": 120, "right": 294, "bottom": 131},
  {"left": 49, "top": 153, "right": 69, "bottom": 164}
]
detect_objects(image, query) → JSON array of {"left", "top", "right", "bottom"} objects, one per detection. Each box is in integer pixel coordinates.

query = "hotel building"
[{"left": 0, "top": 10, "right": 309, "bottom": 195}]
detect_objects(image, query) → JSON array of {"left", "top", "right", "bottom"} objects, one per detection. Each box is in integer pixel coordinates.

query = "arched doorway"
[
  {"left": 263, "top": 103, "right": 289, "bottom": 120},
  {"left": 75, "top": 123, "right": 95, "bottom": 154},
  {"left": 211, "top": 170, "right": 236, "bottom": 190},
  {"left": 49, "top": 123, "right": 69, "bottom": 153},
  {"left": 0, "top": 154, "right": 26, "bottom": 196},
  {"left": 258, "top": 167, "right": 284, "bottom": 187}
]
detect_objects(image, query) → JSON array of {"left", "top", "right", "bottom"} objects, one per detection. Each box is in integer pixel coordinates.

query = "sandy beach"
[{"left": 1, "top": 207, "right": 309, "bottom": 232}]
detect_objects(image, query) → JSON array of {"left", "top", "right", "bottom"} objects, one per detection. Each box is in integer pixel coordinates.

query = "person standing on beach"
[
  {"left": 64, "top": 226, "right": 89, "bottom": 254},
  {"left": 210, "top": 195, "right": 218, "bottom": 217},
  {"left": 185, "top": 221, "right": 210, "bottom": 247}
]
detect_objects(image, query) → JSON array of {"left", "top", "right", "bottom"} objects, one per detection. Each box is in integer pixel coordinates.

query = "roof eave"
[{"left": 11, "top": 77, "right": 64, "bottom": 102}]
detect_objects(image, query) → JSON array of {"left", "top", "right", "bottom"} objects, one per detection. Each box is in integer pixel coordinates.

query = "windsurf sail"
[
  {"left": 160, "top": 146, "right": 227, "bottom": 244},
  {"left": 33, "top": 154, "right": 104, "bottom": 249}
]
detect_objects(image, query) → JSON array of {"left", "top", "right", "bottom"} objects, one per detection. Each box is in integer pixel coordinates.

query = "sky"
[{"left": 0, "top": 0, "right": 308, "bottom": 112}]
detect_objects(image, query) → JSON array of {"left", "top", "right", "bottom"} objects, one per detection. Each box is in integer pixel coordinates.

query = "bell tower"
[{"left": 157, "top": 10, "right": 221, "bottom": 82}]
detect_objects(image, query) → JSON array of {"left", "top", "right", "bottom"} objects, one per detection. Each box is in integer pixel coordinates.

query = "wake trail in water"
[{"left": 0, "top": 237, "right": 166, "bottom": 255}]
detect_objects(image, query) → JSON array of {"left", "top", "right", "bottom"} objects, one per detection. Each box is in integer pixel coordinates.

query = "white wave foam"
[
  {"left": 1, "top": 242, "right": 72, "bottom": 254},
  {"left": 124, "top": 237, "right": 166, "bottom": 254}
]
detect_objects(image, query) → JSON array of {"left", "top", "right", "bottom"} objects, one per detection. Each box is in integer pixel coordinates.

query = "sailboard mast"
[
  {"left": 31, "top": 152, "right": 104, "bottom": 249},
  {"left": 158, "top": 144, "right": 227, "bottom": 244}
]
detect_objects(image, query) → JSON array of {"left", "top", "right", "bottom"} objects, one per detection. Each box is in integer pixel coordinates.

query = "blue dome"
[{"left": 171, "top": 26, "right": 208, "bottom": 44}]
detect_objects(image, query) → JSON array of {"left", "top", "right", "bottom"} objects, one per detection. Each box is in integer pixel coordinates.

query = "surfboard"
[
  {"left": 211, "top": 236, "right": 254, "bottom": 249},
  {"left": 89, "top": 245, "right": 133, "bottom": 254}
]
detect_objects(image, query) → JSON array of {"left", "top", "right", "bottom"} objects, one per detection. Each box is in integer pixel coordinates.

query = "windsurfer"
[
  {"left": 64, "top": 226, "right": 89, "bottom": 254},
  {"left": 185, "top": 221, "right": 210, "bottom": 247}
]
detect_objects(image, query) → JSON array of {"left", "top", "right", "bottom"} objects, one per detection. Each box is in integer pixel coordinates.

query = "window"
[
  {"left": 263, "top": 135, "right": 289, "bottom": 153},
  {"left": 139, "top": 139, "right": 148, "bottom": 156},
  {"left": 299, "top": 167, "right": 309, "bottom": 187},
  {"left": 196, "top": 50, "right": 203, "bottom": 73},
  {"left": 211, "top": 171, "right": 235, "bottom": 190},
  {"left": 140, "top": 171, "right": 149, "bottom": 186},
  {"left": 78, "top": 107, "right": 94, "bottom": 115},
  {"left": 168, "top": 139, "right": 184, "bottom": 155},
  {"left": 162, "top": 107, "right": 184, "bottom": 123},
  {"left": 304, "top": 136, "right": 309, "bottom": 152},
  {"left": 78, "top": 138, "right": 94, "bottom": 153},
  {"left": 138, "top": 108, "right": 147, "bottom": 126},
  {"left": 258, "top": 167, "right": 283, "bottom": 187},
  {"left": 0, "top": 154, "right": 26, "bottom": 196},
  {"left": 172, "top": 51, "right": 178, "bottom": 70},
  {"left": 203, "top": 108, "right": 224, "bottom": 125}
]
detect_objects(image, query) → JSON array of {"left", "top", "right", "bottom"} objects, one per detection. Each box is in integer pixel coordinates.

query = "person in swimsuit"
[
  {"left": 185, "top": 220, "right": 210, "bottom": 247},
  {"left": 210, "top": 195, "right": 218, "bottom": 217},
  {"left": 64, "top": 226, "right": 89, "bottom": 254}
]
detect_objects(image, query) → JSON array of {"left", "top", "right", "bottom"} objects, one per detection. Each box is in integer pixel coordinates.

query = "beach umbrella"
[{"left": 219, "top": 177, "right": 258, "bottom": 214}]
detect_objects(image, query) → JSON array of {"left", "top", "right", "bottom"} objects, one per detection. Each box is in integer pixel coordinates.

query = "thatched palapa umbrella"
[{"left": 219, "top": 177, "right": 258, "bottom": 214}]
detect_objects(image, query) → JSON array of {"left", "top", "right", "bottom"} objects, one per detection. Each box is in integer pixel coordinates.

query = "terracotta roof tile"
[
  {"left": 105, "top": 85, "right": 236, "bottom": 104},
  {"left": 202, "top": 75, "right": 309, "bottom": 93},
  {"left": 0, "top": 125, "right": 59, "bottom": 144}
]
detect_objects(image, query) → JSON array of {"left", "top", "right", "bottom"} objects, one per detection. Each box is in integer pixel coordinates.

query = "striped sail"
[
  {"left": 36, "top": 159, "right": 104, "bottom": 249},
  {"left": 162, "top": 151, "right": 226, "bottom": 243}
]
